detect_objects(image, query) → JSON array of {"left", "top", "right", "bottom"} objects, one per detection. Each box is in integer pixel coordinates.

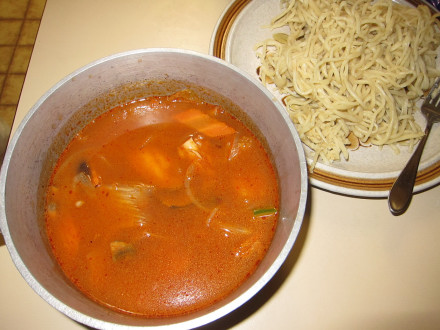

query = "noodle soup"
[{"left": 45, "top": 90, "right": 279, "bottom": 317}]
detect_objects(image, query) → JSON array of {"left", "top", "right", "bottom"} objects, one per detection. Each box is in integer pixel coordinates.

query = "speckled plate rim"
[{"left": 210, "top": 0, "right": 440, "bottom": 198}]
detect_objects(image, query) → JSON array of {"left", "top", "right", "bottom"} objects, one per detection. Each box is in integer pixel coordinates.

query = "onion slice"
[{"left": 184, "top": 161, "right": 211, "bottom": 212}]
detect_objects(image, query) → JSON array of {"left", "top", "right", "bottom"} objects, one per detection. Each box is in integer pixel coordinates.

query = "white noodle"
[{"left": 255, "top": 0, "right": 440, "bottom": 170}]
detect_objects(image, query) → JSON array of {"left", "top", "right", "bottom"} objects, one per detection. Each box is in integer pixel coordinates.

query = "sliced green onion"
[{"left": 253, "top": 207, "right": 278, "bottom": 217}]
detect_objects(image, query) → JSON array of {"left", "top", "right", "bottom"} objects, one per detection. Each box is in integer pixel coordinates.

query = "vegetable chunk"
[{"left": 110, "top": 241, "right": 135, "bottom": 261}]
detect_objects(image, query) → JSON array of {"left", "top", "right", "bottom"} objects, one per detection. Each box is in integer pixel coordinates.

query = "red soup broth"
[{"left": 45, "top": 90, "right": 279, "bottom": 317}]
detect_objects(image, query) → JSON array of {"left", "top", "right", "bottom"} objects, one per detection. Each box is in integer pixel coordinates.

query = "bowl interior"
[{"left": 0, "top": 49, "right": 307, "bottom": 329}]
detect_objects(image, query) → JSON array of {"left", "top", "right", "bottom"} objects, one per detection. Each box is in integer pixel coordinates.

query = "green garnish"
[{"left": 253, "top": 207, "right": 278, "bottom": 217}]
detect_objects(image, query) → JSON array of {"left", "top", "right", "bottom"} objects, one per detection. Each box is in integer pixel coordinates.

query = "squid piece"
[
  {"left": 105, "top": 183, "right": 154, "bottom": 223},
  {"left": 228, "top": 135, "right": 253, "bottom": 161},
  {"left": 136, "top": 147, "right": 184, "bottom": 189},
  {"left": 174, "top": 108, "right": 236, "bottom": 138},
  {"left": 234, "top": 237, "right": 264, "bottom": 258},
  {"left": 178, "top": 137, "right": 202, "bottom": 160}
]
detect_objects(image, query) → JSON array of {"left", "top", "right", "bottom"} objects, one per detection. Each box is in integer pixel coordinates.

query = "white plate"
[{"left": 210, "top": 0, "right": 440, "bottom": 197}]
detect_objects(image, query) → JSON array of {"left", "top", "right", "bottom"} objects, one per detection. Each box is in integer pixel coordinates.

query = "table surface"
[{"left": 1, "top": 0, "right": 440, "bottom": 329}]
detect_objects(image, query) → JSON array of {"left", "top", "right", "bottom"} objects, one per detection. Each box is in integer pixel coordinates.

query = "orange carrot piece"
[
  {"left": 174, "top": 108, "right": 236, "bottom": 137},
  {"left": 59, "top": 217, "right": 80, "bottom": 257}
]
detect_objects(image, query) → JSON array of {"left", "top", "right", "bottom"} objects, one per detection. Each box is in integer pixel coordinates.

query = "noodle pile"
[{"left": 255, "top": 0, "right": 440, "bottom": 169}]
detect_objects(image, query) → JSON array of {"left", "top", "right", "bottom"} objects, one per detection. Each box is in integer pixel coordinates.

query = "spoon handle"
[{"left": 388, "top": 121, "right": 433, "bottom": 216}]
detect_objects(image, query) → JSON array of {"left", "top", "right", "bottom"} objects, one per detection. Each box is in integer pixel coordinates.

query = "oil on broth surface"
[{"left": 45, "top": 90, "right": 279, "bottom": 317}]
